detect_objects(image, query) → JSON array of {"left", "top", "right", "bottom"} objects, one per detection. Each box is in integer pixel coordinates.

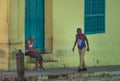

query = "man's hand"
[
  {"left": 32, "top": 50, "right": 38, "bottom": 54},
  {"left": 87, "top": 47, "right": 90, "bottom": 52},
  {"left": 37, "top": 50, "right": 41, "bottom": 53}
]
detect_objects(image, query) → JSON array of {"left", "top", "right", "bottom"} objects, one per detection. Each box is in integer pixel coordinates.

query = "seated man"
[{"left": 25, "top": 36, "right": 44, "bottom": 71}]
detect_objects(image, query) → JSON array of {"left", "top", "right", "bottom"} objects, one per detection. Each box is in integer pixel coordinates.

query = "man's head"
[
  {"left": 77, "top": 28, "right": 82, "bottom": 34},
  {"left": 29, "top": 36, "right": 34, "bottom": 42}
]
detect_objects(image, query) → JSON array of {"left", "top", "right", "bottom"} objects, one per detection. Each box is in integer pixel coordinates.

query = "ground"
[{"left": 0, "top": 65, "right": 120, "bottom": 81}]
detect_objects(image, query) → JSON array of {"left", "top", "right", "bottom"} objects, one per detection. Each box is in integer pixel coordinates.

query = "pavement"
[{"left": 0, "top": 65, "right": 120, "bottom": 81}]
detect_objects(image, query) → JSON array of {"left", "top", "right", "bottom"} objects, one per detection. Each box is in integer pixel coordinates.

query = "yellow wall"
[
  {"left": 1, "top": 0, "right": 120, "bottom": 70},
  {"left": 9, "top": 0, "right": 25, "bottom": 70},
  {"left": 86, "top": 0, "right": 120, "bottom": 66},
  {"left": 52, "top": 0, "right": 85, "bottom": 67},
  {"left": 0, "top": 0, "right": 9, "bottom": 70},
  {"left": 52, "top": 0, "right": 120, "bottom": 67}
]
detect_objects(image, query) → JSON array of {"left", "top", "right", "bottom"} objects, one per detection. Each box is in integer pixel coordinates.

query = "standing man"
[
  {"left": 72, "top": 28, "right": 90, "bottom": 72},
  {"left": 25, "top": 36, "right": 44, "bottom": 71}
]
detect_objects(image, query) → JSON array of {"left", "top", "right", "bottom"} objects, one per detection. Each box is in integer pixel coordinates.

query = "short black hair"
[{"left": 77, "top": 28, "right": 81, "bottom": 32}]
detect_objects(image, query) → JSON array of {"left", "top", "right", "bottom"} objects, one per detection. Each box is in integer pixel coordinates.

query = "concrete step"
[{"left": 25, "top": 55, "right": 58, "bottom": 70}]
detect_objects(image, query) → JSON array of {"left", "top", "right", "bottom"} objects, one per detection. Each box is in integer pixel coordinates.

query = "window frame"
[{"left": 84, "top": 0, "right": 106, "bottom": 35}]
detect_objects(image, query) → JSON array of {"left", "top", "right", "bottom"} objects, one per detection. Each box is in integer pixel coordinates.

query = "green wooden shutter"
[{"left": 84, "top": 0, "right": 105, "bottom": 34}]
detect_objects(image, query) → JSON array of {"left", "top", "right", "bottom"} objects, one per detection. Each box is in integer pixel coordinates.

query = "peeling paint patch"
[
  {"left": 93, "top": 59, "right": 100, "bottom": 65},
  {"left": 0, "top": 49, "right": 6, "bottom": 58},
  {"left": 96, "top": 60, "right": 99, "bottom": 64},
  {"left": 55, "top": 50, "right": 65, "bottom": 57}
]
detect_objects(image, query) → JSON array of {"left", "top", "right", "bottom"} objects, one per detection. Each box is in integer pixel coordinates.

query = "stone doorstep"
[
  {"left": 26, "top": 55, "right": 58, "bottom": 63},
  {"left": 26, "top": 59, "right": 58, "bottom": 63},
  {"left": 25, "top": 59, "right": 58, "bottom": 70}
]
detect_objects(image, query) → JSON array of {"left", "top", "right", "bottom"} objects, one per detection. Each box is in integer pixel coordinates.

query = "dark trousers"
[{"left": 26, "top": 51, "right": 43, "bottom": 61}]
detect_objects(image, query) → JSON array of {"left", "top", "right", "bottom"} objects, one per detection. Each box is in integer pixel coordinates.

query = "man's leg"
[
  {"left": 39, "top": 55, "right": 45, "bottom": 70},
  {"left": 39, "top": 55, "right": 43, "bottom": 68},
  {"left": 79, "top": 47, "right": 86, "bottom": 69},
  {"left": 83, "top": 60, "right": 86, "bottom": 68},
  {"left": 36, "top": 61, "right": 39, "bottom": 69},
  {"left": 78, "top": 49, "right": 82, "bottom": 69},
  {"left": 39, "top": 61, "right": 43, "bottom": 68},
  {"left": 29, "top": 52, "right": 40, "bottom": 69}
]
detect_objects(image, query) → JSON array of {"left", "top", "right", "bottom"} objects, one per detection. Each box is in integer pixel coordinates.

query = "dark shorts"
[
  {"left": 78, "top": 45, "right": 86, "bottom": 49},
  {"left": 26, "top": 51, "right": 43, "bottom": 61}
]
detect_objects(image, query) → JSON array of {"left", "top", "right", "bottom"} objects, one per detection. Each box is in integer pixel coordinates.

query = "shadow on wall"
[
  {"left": 0, "top": 49, "right": 8, "bottom": 65},
  {"left": 0, "top": 49, "right": 6, "bottom": 58},
  {"left": 55, "top": 50, "right": 73, "bottom": 57},
  {"left": 55, "top": 50, "right": 65, "bottom": 57}
]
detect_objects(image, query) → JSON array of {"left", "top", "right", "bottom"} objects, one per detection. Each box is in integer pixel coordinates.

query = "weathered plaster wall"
[{"left": 0, "top": 0, "right": 9, "bottom": 71}]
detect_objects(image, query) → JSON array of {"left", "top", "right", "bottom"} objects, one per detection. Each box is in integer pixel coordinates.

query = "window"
[{"left": 84, "top": 0, "right": 105, "bottom": 34}]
